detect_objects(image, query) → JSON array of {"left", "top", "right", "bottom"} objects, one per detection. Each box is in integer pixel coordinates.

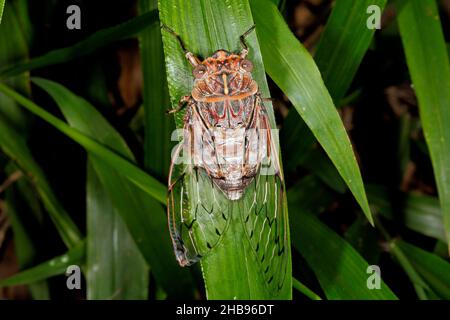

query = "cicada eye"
[
  {"left": 193, "top": 65, "right": 207, "bottom": 78},
  {"left": 241, "top": 59, "right": 253, "bottom": 72}
]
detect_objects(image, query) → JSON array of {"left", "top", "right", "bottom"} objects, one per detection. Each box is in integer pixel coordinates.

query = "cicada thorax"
[{"left": 187, "top": 51, "right": 266, "bottom": 201}]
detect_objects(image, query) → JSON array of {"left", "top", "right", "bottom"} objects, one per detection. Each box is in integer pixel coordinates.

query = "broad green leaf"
[
  {"left": 282, "top": 0, "right": 386, "bottom": 173},
  {"left": 32, "top": 78, "right": 194, "bottom": 298},
  {"left": 139, "top": 0, "right": 173, "bottom": 177},
  {"left": 0, "top": 10, "right": 158, "bottom": 77},
  {"left": 397, "top": 0, "right": 450, "bottom": 248},
  {"left": 0, "top": 82, "right": 167, "bottom": 204},
  {"left": 0, "top": 241, "right": 85, "bottom": 287},
  {"left": 250, "top": 0, "right": 373, "bottom": 224},
  {"left": 159, "top": 0, "right": 291, "bottom": 299},
  {"left": 395, "top": 240, "right": 450, "bottom": 299},
  {"left": 288, "top": 177, "right": 397, "bottom": 300}
]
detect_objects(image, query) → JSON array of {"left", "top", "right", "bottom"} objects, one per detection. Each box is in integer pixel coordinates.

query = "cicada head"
[{"left": 191, "top": 50, "right": 257, "bottom": 99}]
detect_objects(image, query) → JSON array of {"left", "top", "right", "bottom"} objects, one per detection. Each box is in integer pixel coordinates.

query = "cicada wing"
[
  {"left": 167, "top": 110, "right": 231, "bottom": 267},
  {"left": 240, "top": 97, "right": 290, "bottom": 295}
]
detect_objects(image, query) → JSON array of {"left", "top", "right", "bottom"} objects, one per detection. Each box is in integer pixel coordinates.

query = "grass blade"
[
  {"left": 395, "top": 240, "right": 450, "bottom": 299},
  {"left": 0, "top": 10, "right": 158, "bottom": 77},
  {"left": 139, "top": 0, "right": 173, "bottom": 177},
  {"left": 32, "top": 78, "right": 194, "bottom": 298},
  {"left": 315, "top": 0, "right": 387, "bottom": 103},
  {"left": 282, "top": 0, "right": 386, "bottom": 172},
  {"left": 87, "top": 163, "right": 148, "bottom": 300},
  {"left": 397, "top": 0, "right": 450, "bottom": 250},
  {"left": 159, "top": 0, "right": 291, "bottom": 299},
  {"left": 288, "top": 176, "right": 397, "bottom": 299},
  {"left": 0, "top": 117, "right": 82, "bottom": 248},
  {"left": 0, "top": 241, "right": 85, "bottom": 287},
  {"left": 250, "top": 0, "right": 373, "bottom": 224},
  {"left": 0, "top": 82, "right": 167, "bottom": 204}
]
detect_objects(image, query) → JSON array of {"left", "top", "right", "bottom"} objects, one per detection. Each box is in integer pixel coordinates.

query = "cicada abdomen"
[{"left": 165, "top": 25, "right": 289, "bottom": 295}]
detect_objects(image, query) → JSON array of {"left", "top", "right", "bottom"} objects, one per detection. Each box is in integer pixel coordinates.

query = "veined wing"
[{"left": 240, "top": 97, "right": 290, "bottom": 295}]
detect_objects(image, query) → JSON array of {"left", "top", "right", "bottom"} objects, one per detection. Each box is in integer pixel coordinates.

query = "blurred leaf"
[
  {"left": 395, "top": 240, "right": 450, "bottom": 299},
  {"left": 5, "top": 166, "right": 50, "bottom": 299},
  {"left": 402, "top": 194, "right": 446, "bottom": 243},
  {"left": 0, "top": 117, "right": 82, "bottom": 248},
  {"left": 397, "top": 0, "right": 450, "bottom": 249},
  {"left": 32, "top": 78, "right": 194, "bottom": 298},
  {"left": 31, "top": 77, "right": 149, "bottom": 300},
  {"left": 0, "top": 10, "right": 158, "bottom": 77},
  {"left": 159, "top": 0, "right": 291, "bottom": 299},
  {"left": 291, "top": 212, "right": 397, "bottom": 299},
  {"left": 315, "top": 0, "right": 387, "bottom": 103},
  {"left": 139, "top": 0, "right": 173, "bottom": 177},
  {"left": 251, "top": 0, "right": 373, "bottom": 224},
  {"left": 288, "top": 176, "right": 396, "bottom": 299},
  {"left": 0, "top": 241, "right": 85, "bottom": 287},
  {"left": 0, "top": 0, "right": 5, "bottom": 24},
  {"left": 368, "top": 185, "right": 446, "bottom": 242},
  {"left": 282, "top": 0, "right": 386, "bottom": 172},
  {"left": 86, "top": 164, "right": 148, "bottom": 300},
  {"left": 0, "top": 82, "right": 167, "bottom": 204}
]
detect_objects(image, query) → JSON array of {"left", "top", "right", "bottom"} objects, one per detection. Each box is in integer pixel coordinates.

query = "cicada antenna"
[
  {"left": 161, "top": 24, "right": 200, "bottom": 67},
  {"left": 239, "top": 25, "right": 256, "bottom": 58}
]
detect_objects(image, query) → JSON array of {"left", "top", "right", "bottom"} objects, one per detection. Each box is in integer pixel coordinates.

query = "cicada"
[{"left": 165, "top": 25, "right": 289, "bottom": 293}]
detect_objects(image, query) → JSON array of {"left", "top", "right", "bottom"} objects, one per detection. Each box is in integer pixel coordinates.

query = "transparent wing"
[
  {"left": 240, "top": 97, "right": 289, "bottom": 295},
  {"left": 167, "top": 110, "right": 231, "bottom": 267}
]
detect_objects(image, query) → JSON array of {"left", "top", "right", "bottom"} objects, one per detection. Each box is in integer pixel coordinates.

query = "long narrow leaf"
[
  {"left": 139, "top": 0, "right": 173, "bottom": 176},
  {"left": 0, "top": 241, "right": 85, "bottom": 287},
  {"left": 250, "top": 0, "right": 373, "bottom": 224},
  {"left": 288, "top": 176, "right": 397, "bottom": 299},
  {"left": 397, "top": 0, "right": 450, "bottom": 249},
  {"left": 0, "top": 82, "right": 167, "bottom": 204},
  {"left": 32, "top": 78, "right": 194, "bottom": 298}
]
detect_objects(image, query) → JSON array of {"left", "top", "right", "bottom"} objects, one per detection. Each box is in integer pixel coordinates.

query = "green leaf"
[
  {"left": 0, "top": 82, "right": 167, "bottom": 205},
  {"left": 289, "top": 177, "right": 397, "bottom": 299},
  {"left": 86, "top": 163, "right": 148, "bottom": 300},
  {"left": 159, "top": 0, "right": 291, "bottom": 299},
  {"left": 292, "top": 212, "right": 397, "bottom": 299},
  {"left": 292, "top": 278, "right": 322, "bottom": 300},
  {"left": 250, "top": 0, "right": 373, "bottom": 224},
  {"left": 0, "top": 241, "right": 85, "bottom": 287},
  {"left": 5, "top": 167, "right": 50, "bottom": 299},
  {"left": 282, "top": 0, "right": 386, "bottom": 172},
  {"left": 0, "top": 0, "right": 5, "bottom": 24},
  {"left": 397, "top": 0, "right": 450, "bottom": 249},
  {"left": 0, "top": 117, "right": 82, "bottom": 248},
  {"left": 0, "top": 10, "right": 158, "bottom": 77},
  {"left": 32, "top": 78, "right": 194, "bottom": 298},
  {"left": 395, "top": 240, "right": 450, "bottom": 299},
  {"left": 315, "top": 0, "right": 387, "bottom": 103},
  {"left": 139, "top": 0, "right": 173, "bottom": 176}
]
